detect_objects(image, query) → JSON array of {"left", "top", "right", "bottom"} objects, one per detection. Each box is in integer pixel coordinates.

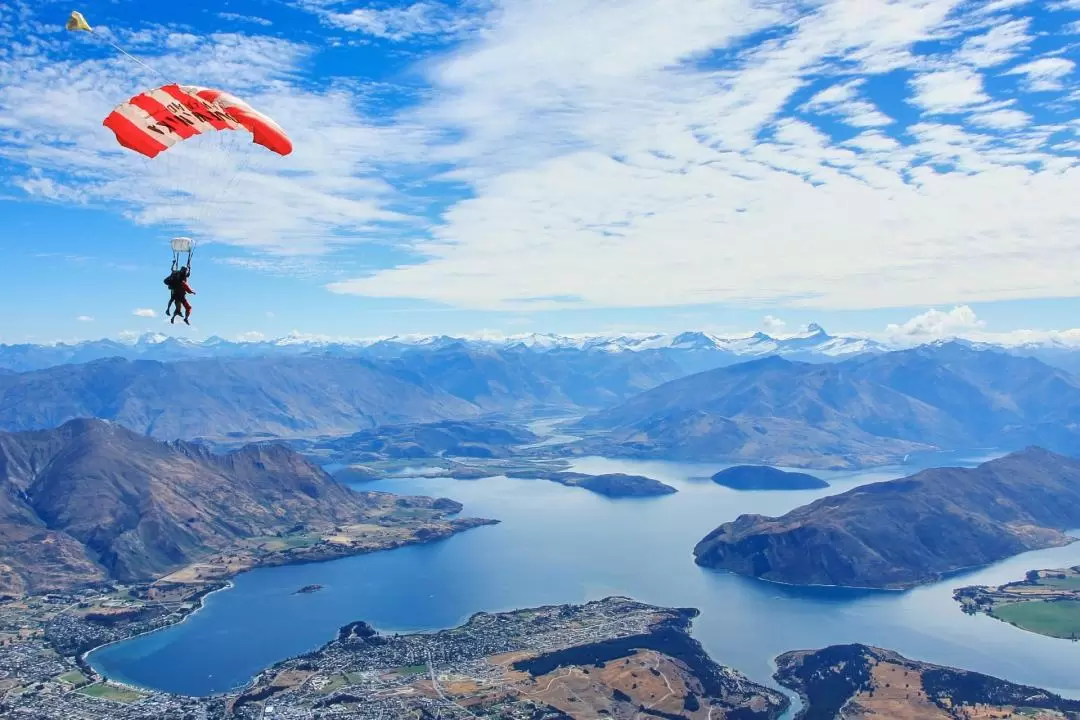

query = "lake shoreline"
[{"left": 80, "top": 519, "right": 498, "bottom": 694}]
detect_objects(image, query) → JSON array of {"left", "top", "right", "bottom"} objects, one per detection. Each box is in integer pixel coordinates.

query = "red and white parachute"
[
  {"left": 67, "top": 10, "right": 296, "bottom": 255},
  {"left": 103, "top": 84, "right": 293, "bottom": 159}
]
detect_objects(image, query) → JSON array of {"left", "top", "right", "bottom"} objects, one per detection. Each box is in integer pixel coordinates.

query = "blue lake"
[{"left": 89, "top": 451, "right": 1080, "bottom": 700}]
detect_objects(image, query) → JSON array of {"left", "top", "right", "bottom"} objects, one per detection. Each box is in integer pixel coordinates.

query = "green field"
[
  {"left": 992, "top": 599, "right": 1080, "bottom": 639},
  {"left": 58, "top": 670, "right": 89, "bottom": 686},
  {"left": 394, "top": 664, "right": 428, "bottom": 676},
  {"left": 1036, "top": 575, "right": 1080, "bottom": 591},
  {"left": 250, "top": 534, "right": 320, "bottom": 550},
  {"left": 77, "top": 683, "right": 144, "bottom": 703}
]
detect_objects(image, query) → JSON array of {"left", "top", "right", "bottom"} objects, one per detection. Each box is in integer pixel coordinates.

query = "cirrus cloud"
[{"left": 328, "top": 0, "right": 1080, "bottom": 312}]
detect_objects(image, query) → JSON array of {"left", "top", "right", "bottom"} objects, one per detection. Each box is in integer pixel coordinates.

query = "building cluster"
[{"left": 1, "top": 597, "right": 666, "bottom": 719}]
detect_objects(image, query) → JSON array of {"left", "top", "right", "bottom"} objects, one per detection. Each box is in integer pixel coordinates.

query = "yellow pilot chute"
[
  {"left": 65, "top": 10, "right": 162, "bottom": 77},
  {"left": 65, "top": 11, "right": 92, "bottom": 32}
]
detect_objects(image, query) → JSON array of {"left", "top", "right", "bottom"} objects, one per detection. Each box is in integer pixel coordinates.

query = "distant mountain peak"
[
  {"left": 670, "top": 331, "right": 721, "bottom": 350},
  {"left": 790, "top": 323, "right": 828, "bottom": 339},
  {"left": 136, "top": 332, "right": 170, "bottom": 345}
]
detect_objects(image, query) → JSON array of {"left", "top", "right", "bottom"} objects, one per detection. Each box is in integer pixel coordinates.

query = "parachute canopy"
[
  {"left": 66, "top": 11, "right": 92, "bottom": 32},
  {"left": 103, "top": 84, "right": 293, "bottom": 159},
  {"left": 171, "top": 237, "right": 194, "bottom": 253}
]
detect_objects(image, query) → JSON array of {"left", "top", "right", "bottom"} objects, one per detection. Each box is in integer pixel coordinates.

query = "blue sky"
[{"left": 2, "top": 0, "right": 1080, "bottom": 345}]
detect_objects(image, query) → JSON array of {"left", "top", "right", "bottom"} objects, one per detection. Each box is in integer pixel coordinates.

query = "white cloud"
[
  {"left": 802, "top": 80, "right": 893, "bottom": 128},
  {"left": 909, "top": 68, "right": 990, "bottom": 114},
  {"left": 762, "top": 315, "right": 786, "bottom": 334},
  {"left": 303, "top": 1, "right": 481, "bottom": 40},
  {"left": 1007, "top": 56, "right": 1076, "bottom": 91},
  {"left": 977, "top": 0, "right": 1032, "bottom": 13},
  {"left": 969, "top": 108, "right": 1031, "bottom": 129},
  {"left": 133, "top": 308, "right": 156, "bottom": 318},
  {"left": 217, "top": 12, "right": 273, "bottom": 27},
  {"left": 265, "top": 311, "right": 276, "bottom": 319},
  {"left": 955, "top": 18, "right": 1030, "bottom": 67},
  {"left": 803, "top": 80, "right": 864, "bottom": 110},
  {"left": 885, "top": 305, "right": 985, "bottom": 343},
  {"left": 236, "top": 331, "right": 266, "bottom": 342},
  {"left": 76, "top": 315, "right": 93, "bottom": 322}
]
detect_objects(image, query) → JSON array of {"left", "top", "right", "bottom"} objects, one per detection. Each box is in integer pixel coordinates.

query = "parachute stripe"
[
  {"left": 127, "top": 94, "right": 200, "bottom": 140},
  {"left": 161, "top": 85, "right": 235, "bottom": 131},
  {"left": 112, "top": 102, "right": 184, "bottom": 151},
  {"left": 103, "top": 109, "right": 170, "bottom": 158},
  {"left": 146, "top": 88, "right": 220, "bottom": 135}
]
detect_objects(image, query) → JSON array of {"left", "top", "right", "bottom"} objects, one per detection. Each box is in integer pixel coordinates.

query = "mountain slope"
[
  {"left": 0, "top": 419, "right": 481, "bottom": 594},
  {"left": 386, "top": 343, "right": 686, "bottom": 411},
  {"left": 693, "top": 448, "right": 1080, "bottom": 589},
  {"left": 304, "top": 419, "right": 538, "bottom": 462},
  {"left": 0, "top": 356, "right": 481, "bottom": 441},
  {"left": 0, "top": 345, "right": 692, "bottom": 441},
  {"left": 575, "top": 343, "right": 1080, "bottom": 468}
]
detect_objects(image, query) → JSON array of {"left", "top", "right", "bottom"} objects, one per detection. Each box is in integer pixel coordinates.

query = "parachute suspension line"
[
  {"left": 66, "top": 12, "right": 167, "bottom": 80},
  {"left": 171, "top": 237, "right": 195, "bottom": 272},
  {"left": 100, "top": 38, "right": 166, "bottom": 79}
]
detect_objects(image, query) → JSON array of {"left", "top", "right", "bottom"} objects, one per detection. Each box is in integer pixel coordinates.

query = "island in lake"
[
  {"left": 693, "top": 447, "right": 1080, "bottom": 589},
  {"left": 295, "top": 584, "right": 324, "bottom": 595},
  {"left": 774, "top": 644, "right": 1080, "bottom": 719},
  {"left": 711, "top": 465, "right": 828, "bottom": 490},
  {"left": 954, "top": 566, "right": 1080, "bottom": 640},
  {"left": 506, "top": 469, "right": 677, "bottom": 497}
]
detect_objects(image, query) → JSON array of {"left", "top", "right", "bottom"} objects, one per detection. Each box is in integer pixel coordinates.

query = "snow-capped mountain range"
[
  {"left": 1, "top": 324, "right": 1077, "bottom": 374},
  {"left": 0, "top": 324, "right": 879, "bottom": 371}
]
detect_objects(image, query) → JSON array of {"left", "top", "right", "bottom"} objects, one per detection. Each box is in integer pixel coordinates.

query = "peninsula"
[
  {"left": 774, "top": 644, "right": 1080, "bottom": 719},
  {"left": 693, "top": 448, "right": 1080, "bottom": 589},
  {"left": 954, "top": 566, "right": 1080, "bottom": 640}
]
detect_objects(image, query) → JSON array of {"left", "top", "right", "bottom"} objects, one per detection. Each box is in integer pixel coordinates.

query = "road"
[{"left": 426, "top": 647, "right": 479, "bottom": 719}]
